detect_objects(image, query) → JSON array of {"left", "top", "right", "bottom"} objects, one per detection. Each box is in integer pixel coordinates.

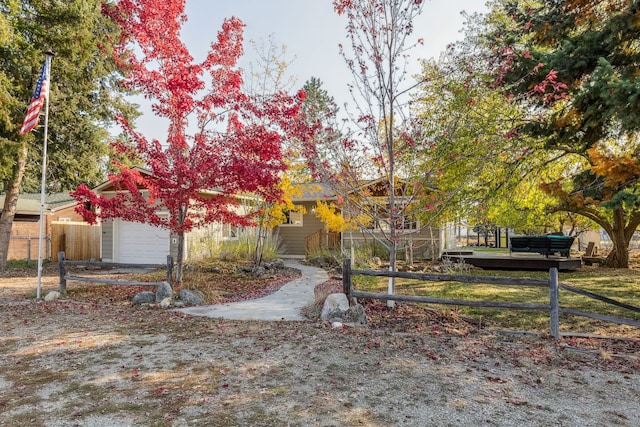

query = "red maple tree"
[{"left": 72, "top": 0, "right": 307, "bottom": 283}]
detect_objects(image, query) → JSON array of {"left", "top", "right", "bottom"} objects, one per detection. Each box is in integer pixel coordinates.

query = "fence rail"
[
  {"left": 342, "top": 259, "right": 640, "bottom": 339},
  {"left": 58, "top": 251, "right": 173, "bottom": 293}
]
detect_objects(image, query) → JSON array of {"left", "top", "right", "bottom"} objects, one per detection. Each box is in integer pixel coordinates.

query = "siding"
[
  {"left": 101, "top": 220, "right": 113, "bottom": 262},
  {"left": 276, "top": 201, "right": 326, "bottom": 256}
]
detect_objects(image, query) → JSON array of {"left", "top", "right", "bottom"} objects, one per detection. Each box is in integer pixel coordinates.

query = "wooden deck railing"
[{"left": 305, "top": 229, "right": 340, "bottom": 255}]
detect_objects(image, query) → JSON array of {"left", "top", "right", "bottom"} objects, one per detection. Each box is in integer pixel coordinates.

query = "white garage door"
[{"left": 117, "top": 219, "right": 170, "bottom": 264}]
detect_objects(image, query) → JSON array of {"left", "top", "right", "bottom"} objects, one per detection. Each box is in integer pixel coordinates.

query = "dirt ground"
[{"left": 0, "top": 264, "right": 639, "bottom": 427}]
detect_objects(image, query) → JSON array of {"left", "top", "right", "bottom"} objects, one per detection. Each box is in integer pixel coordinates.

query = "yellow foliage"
[
  {"left": 588, "top": 148, "right": 640, "bottom": 187},
  {"left": 260, "top": 176, "right": 307, "bottom": 230},
  {"left": 314, "top": 201, "right": 370, "bottom": 232}
]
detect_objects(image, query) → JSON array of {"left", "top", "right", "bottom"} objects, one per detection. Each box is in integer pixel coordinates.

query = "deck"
[{"left": 441, "top": 250, "right": 582, "bottom": 272}]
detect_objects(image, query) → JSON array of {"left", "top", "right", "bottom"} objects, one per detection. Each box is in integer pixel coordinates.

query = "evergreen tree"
[
  {"left": 0, "top": 0, "right": 137, "bottom": 269},
  {"left": 480, "top": 0, "right": 640, "bottom": 267}
]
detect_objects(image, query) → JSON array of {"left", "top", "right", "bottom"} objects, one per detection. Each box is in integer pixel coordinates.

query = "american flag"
[{"left": 19, "top": 60, "right": 50, "bottom": 135}]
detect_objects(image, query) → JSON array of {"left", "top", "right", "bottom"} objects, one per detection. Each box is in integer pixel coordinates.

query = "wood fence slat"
[
  {"left": 343, "top": 258, "right": 352, "bottom": 303},
  {"left": 352, "top": 268, "right": 549, "bottom": 287},
  {"left": 61, "top": 260, "right": 166, "bottom": 269},
  {"left": 559, "top": 283, "right": 640, "bottom": 314},
  {"left": 63, "top": 275, "right": 161, "bottom": 287},
  {"left": 559, "top": 308, "right": 640, "bottom": 327},
  {"left": 351, "top": 290, "right": 550, "bottom": 310},
  {"left": 58, "top": 251, "right": 67, "bottom": 294},
  {"left": 549, "top": 267, "right": 560, "bottom": 339}
]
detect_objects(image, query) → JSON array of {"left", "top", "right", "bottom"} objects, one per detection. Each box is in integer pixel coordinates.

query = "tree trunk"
[
  {"left": 175, "top": 230, "right": 184, "bottom": 284},
  {"left": 0, "top": 141, "right": 28, "bottom": 271},
  {"left": 603, "top": 209, "right": 630, "bottom": 268},
  {"left": 387, "top": 240, "right": 396, "bottom": 308}
]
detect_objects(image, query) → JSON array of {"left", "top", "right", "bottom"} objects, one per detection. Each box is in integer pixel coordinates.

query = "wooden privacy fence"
[
  {"left": 58, "top": 251, "right": 173, "bottom": 293},
  {"left": 51, "top": 221, "right": 100, "bottom": 261},
  {"left": 342, "top": 259, "right": 640, "bottom": 339}
]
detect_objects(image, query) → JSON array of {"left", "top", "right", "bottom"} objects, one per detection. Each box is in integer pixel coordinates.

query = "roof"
[
  {"left": 290, "top": 182, "right": 337, "bottom": 202},
  {"left": 0, "top": 192, "right": 76, "bottom": 215},
  {"left": 93, "top": 166, "right": 152, "bottom": 192}
]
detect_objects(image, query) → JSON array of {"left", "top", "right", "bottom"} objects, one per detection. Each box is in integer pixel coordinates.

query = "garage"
[{"left": 115, "top": 219, "right": 170, "bottom": 264}]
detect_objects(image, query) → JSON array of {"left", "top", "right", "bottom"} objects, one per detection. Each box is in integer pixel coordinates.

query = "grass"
[
  {"left": 5, "top": 259, "right": 38, "bottom": 269},
  {"left": 353, "top": 266, "right": 640, "bottom": 336}
]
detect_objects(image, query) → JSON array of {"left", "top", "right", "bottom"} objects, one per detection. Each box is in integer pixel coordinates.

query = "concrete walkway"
[{"left": 176, "top": 261, "right": 328, "bottom": 321}]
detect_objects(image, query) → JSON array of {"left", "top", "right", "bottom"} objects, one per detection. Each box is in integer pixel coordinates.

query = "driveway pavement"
[{"left": 175, "top": 261, "right": 328, "bottom": 321}]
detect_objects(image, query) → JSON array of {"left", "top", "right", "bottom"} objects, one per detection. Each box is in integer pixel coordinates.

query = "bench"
[{"left": 509, "top": 235, "right": 574, "bottom": 258}]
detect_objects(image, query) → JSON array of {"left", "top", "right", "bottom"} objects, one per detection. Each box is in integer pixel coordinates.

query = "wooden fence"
[
  {"left": 58, "top": 251, "right": 173, "bottom": 293},
  {"left": 342, "top": 259, "right": 640, "bottom": 339},
  {"left": 305, "top": 229, "right": 340, "bottom": 255},
  {"left": 51, "top": 221, "right": 101, "bottom": 261}
]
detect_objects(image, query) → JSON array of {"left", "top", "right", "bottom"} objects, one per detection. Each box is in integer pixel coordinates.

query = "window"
[
  {"left": 222, "top": 223, "right": 239, "bottom": 240},
  {"left": 396, "top": 215, "right": 419, "bottom": 232},
  {"left": 366, "top": 209, "right": 419, "bottom": 232},
  {"left": 282, "top": 207, "right": 303, "bottom": 227}
]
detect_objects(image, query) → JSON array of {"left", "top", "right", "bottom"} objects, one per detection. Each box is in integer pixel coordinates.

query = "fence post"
[
  {"left": 166, "top": 255, "right": 174, "bottom": 285},
  {"left": 549, "top": 267, "right": 560, "bottom": 340},
  {"left": 58, "top": 251, "right": 67, "bottom": 294},
  {"left": 343, "top": 258, "right": 352, "bottom": 304}
]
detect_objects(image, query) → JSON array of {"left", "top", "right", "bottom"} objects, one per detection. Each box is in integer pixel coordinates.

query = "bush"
[{"left": 188, "top": 227, "right": 282, "bottom": 263}]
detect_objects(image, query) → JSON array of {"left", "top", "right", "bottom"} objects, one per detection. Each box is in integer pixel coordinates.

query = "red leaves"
[
  {"left": 75, "top": 0, "right": 315, "bottom": 248},
  {"left": 530, "top": 69, "right": 568, "bottom": 104}
]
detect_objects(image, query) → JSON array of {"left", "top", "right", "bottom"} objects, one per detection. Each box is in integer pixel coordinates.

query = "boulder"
[
  {"left": 132, "top": 291, "right": 155, "bottom": 305},
  {"left": 179, "top": 289, "right": 205, "bottom": 306},
  {"left": 341, "top": 304, "right": 368, "bottom": 326},
  {"left": 252, "top": 266, "right": 266, "bottom": 277},
  {"left": 320, "top": 293, "right": 349, "bottom": 321},
  {"left": 272, "top": 259, "right": 285, "bottom": 269},
  {"left": 159, "top": 297, "right": 172, "bottom": 309},
  {"left": 44, "top": 291, "right": 60, "bottom": 302},
  {"left": 155, "top": 281, "right": 173, "bottom": 303}
]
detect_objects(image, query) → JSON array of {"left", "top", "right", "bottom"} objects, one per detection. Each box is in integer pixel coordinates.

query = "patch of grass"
[{"left": 5, "top": 259, "right": 39, "bottom": 269}]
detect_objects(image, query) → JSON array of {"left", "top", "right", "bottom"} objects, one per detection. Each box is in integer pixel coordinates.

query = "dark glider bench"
[{"left": 509, "top": 235, "right": 574, "bottom": 258}]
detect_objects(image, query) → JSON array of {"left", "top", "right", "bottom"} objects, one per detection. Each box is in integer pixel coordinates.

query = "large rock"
[
  {"left": 179, "top": 289, "right": 205, "bottom": 306},
  {"left": 341, "top": 304, "right": 368, "bottom": 326},
  {"left": 320, "top": 293, "right": 349, "bottom": 321},
  {"left": 132, "top": 291, "right": 155, "bottom": 305},
  {"left": 44, "top": 291, "right": 61, "bottom": 302},
  {"left": 155, "top": 281, "right": 173, "bottom": 303}
]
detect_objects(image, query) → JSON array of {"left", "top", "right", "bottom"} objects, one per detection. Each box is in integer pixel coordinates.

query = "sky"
[{"left": 131, "top": 0, "right": 490, "bottom": 142}]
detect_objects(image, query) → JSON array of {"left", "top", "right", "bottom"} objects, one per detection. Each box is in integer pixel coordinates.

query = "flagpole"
[{"left": 36, "top": 51, "right": 54, "bottom": 300}]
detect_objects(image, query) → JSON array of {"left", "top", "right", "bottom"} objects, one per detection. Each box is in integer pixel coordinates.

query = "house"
[
  {"left": 275, "top": 182, "right": 336, "bottom": 257},
  {"left": 0, "top": 192, "right": 90, "bottom": 261},
  {"left": 93, "top": 168, "right": 253, "bottom": 265},
  {"left": 276, "top": 180, "right": 455, "bottom": 259}
]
